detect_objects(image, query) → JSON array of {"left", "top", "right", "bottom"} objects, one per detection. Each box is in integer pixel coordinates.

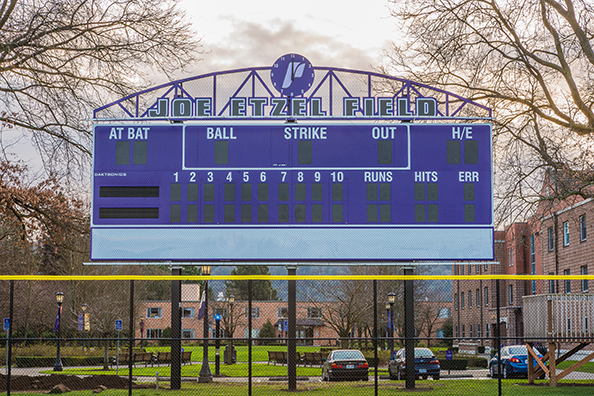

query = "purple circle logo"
[{"left": 270, "top": 54, "right": 314, "bottom": 97}]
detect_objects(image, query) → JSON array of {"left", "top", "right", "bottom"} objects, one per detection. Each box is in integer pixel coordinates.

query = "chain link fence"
[{"left": 1, "top": 275, "right": 593, "bottom": 395}]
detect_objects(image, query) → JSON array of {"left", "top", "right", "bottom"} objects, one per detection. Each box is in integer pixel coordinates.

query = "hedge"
[
  {"left": 440, "top": 359, "right": 467, "bottom": 370},
  {"left": 14, "top": 356, "right": 105, "bottom": 368}
]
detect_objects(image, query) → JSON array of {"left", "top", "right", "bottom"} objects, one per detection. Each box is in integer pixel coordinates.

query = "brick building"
[
  {"left": 452, "top": 170, "right": 594, "bottom": 350},
  {"left": 137, "top": 284, "right": 451, "bottom": 347}
]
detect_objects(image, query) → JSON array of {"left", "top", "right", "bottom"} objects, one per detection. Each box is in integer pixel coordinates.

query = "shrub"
[
  {"left": 160, "top": 327, "right": 172, "bottom": 346},
  {"left": 258, "top": 320, "right": 276, "bottom": 345},
  {"left": 440, "top": 359, "right": 467, "bottom": 370}
]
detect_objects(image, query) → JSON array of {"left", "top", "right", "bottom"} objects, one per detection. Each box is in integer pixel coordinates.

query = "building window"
[
  {"left": 147, "top": 307, "right": 162, "bottom": 318},
  {"left": 468, "top": 290, "right": 472, "bottom": 308},
  {"left": 582, "top": 266, "right": 589, "bottom": 292},
  {"left": 454, "top": 266, "right": 459, "bottom": 275},
  {"left": 455, "top": 325, "right": 458, "bottom": 338},
  {"left": 484, "top": 287, "right": 489, "bottom": 306},
  {"left": 437, "top": 308, "right": 450, "bottom": 318},
  {"left": 580, "top": 215, "right": 587, "bottom": 241},
  {"left": 468, "top": 264, "right": 472, "bottom": 275},
  {"left": 460, "top": 266, "right": 464, "bottom": 275},
  {"left": 307, "top": 307, "right": 322, "bottom": 319},
  {"left": 476, "top": 264, "right": 480, "bottom": 274},
  {"left": 530, "top": 234, "right": 536, "bottom": 264},
  {"left": 277, "top": 307, "right": 288, "bottom": 318},
  {"left": 476, "top": 323, "right": 481, "bottom": 338},
  {"left": 476, "top": 289, "right": 480, "bottom": 307},
  {"left": 485, "top": 323, "right": 490, "bottom": 338},
  {"left": 548, "top": 227, "right": 554, "bottom": 251},
  {"left": 584, "top": 317, "right": 589, "bottom": 333},
  {"left": 182, "top": 307, "right": 195, "bottom": 318},
  {"left": 461, "top": 292, "right": 465, "bottom": 309},
  {"left": 564, "top": 269, "right": 571, "bottom": 293},
  {"left": 484, "top": 262, "right": 488, "bottom": 271},
  {"left": 182, "top": 329, "right": 194, "bottom": 339},
  {"left": 244, "top": 307, "right": 260, "bottom": 318},
  {"left": 549, "top": 273, "right": 556, "bottom": 294},
  {"left": 563, "top": 221, "right": 569, "bottom": 246},
  {"left": 509, "top": 285, "right": 514, "bottom": 305},
  {"left": 454, "top": 294, "right": 458, "bottom": 310},
  {"left": 508, "top": 247, "right": 514, "bottom": 267},
  {"left": 147, "top": 329, "right": 162, "bottom": 338},
  {"left": 469, "top": 324, "right": 473, "bottom": 338},
  {"left": 462, "top": 325, "right": 465, "bottom": 338}
]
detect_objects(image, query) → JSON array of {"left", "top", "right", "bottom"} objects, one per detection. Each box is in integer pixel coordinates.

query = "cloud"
[{"left": 190, "top": 18, "right": 382, "bottom": 75}]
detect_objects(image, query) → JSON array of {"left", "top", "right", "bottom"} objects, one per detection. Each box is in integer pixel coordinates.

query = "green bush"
[
  {"left": 160, "top": 327, "right": 172, "bottom": 346},
  {"left": 14, "top": 356, "right": 104, "bottom": 367},
  {"left": 467, "top": 356, "right": 488, "bottom": 368},
  {"left": 440, "top": 359, "right": 467, "bottom": 370},
  {"left": 258, "top": 320, "right": 276, "bottom": 345}
]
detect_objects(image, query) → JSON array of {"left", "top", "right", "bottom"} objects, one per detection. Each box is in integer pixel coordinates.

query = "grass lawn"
[
  {"left": 3, "top": 379, "right": 594, "bottom": 396},
  {"left": 145, "top": 344, "right": 324, "bottom": 363},
  {"left": 556, "top": 360, "right": 594, "bottom": 373},
  {"left": 48, "top": 362, "right": 389, "bottom": 377}
]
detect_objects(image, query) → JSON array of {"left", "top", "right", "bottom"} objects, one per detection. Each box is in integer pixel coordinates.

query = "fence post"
[
  {"left": 128, "top": 280, "right": 134, "bottom": 396},
  {"left": 496, "top": 279, "right": 501, "bottom": 396},
  {"left": 373, "top": 279, "right": 378, "bottom": 396},
  {"left": 287, "top": 265, "right": 297, "bottom": 391},
  {"left": 248, "top": 280, "right": 252, "bottom": 396},
  {"left": 404, "top": 267, "right": 415, "bottom": 389},
  {"left": 7, "top": 280, "right": 14, "bottom": 396},
  {"left": 171, "top": 266, "right": 182, "bottom": 389}
]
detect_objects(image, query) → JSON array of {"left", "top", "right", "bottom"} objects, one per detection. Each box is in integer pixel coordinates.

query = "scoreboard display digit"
[{"left": 91, "top": 123, "right": 493, "bottom": 261}]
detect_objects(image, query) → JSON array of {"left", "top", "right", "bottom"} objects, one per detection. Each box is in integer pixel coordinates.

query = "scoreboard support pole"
[
  {"left": 404, "top": 267, "right": 415, "bottom": 389},
  {"left": 287, "top": 265, "right": 298, "bottom": 390},
  {"left": 171, "top": 266, "right": 182, "bottom": 390}
]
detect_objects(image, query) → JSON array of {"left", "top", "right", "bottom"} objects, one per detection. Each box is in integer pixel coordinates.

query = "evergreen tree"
[
  {"left": 258, "top": 320, "right": 276, "bottom": 345},
  {"left": 225, "top": 265, "right": 278, "bottom": 301}
]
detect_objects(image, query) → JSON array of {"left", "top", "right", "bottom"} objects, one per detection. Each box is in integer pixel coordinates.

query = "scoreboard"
[{"left": 91, "top": 123, "right": 493, "bottom": 261}]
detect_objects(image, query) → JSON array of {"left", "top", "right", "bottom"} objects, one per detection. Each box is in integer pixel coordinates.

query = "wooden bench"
[
  {"left": 268, "top": 350, "right": 287, "bottom": 365},
  {"left": 303, "top": 352, "right": 324, "bottom": 366},
  {"left": 182, "top": 350, "right": 192, "bottom": 365},
  {"left": 155, "top": 351, "right": 172, "bottom": 365},
  {"left": 110, "top": 351, "right": 153, "bottom": 367}
]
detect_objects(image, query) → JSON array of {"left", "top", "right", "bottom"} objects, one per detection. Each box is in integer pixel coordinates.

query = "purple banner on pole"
[{"left": 54, "top": 307, "right": 61, "bottom": 332}]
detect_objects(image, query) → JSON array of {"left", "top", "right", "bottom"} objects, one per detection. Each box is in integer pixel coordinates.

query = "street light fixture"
[
  {"left": 54, "top": 292, "right": 64, "bottom": 371},
  {"left": 81, "top": 303, "right": 88, "bottom": 350},
  {"left": 199, "top": 265, "right": 213, "bottom": 382},
  {"left": 387, "top": 292, "right": 395, "bottom": 357}
]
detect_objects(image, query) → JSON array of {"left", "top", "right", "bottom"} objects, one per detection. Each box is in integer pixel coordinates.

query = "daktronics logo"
[{"left": 281, "top": 61, "right": 307, "bottom": 89}]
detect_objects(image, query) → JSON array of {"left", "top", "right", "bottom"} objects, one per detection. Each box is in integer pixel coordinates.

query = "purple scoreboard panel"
[{"left": 91, "top": 123, "right": 493, "bottom": 261}]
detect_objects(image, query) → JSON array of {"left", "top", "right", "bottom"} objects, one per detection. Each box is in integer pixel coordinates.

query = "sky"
[
  {"left": 181, "top": 0, "right": 397, "bottom": 75},
  {"left": 0, "top": 0, "right": 399, "bottom": 170}
]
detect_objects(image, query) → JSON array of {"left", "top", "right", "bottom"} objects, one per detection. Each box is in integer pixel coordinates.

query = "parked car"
[
  {"left": 321, "top": 349, "right": 369, "bottom": 381},
  {"left": 489, "top": 345, "right": 544, "bottom": 378},
  {"left": 388, "top": 347, "right": 440, "bottom": 380}
]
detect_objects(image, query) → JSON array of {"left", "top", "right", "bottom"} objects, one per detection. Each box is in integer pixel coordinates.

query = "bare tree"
[
  {"left": 0, "top": 0, "right": 201, "bottom": 174},
  {"left": 385, "top": 0, "right": 594, "bottom": 223}
]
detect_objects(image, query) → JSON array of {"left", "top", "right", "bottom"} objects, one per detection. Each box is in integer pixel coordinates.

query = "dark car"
[
  {"left": 321, "top": 349, "right": 369, "bottom": 381},
  {"left": 489, "top": 345, "right": 543, "bottom": 378},
  {"left": 388, "top": 348, "right": 440, "bottom": 380}
]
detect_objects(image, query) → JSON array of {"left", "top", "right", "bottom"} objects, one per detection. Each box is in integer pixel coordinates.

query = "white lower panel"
[{"left": 90, "top": 227, "right": 493, "bottom": 261}]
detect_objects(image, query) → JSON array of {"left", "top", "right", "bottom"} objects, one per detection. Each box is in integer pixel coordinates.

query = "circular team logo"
[{"left": 270, "top": 54, "right": 314, "bottom": 97}]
